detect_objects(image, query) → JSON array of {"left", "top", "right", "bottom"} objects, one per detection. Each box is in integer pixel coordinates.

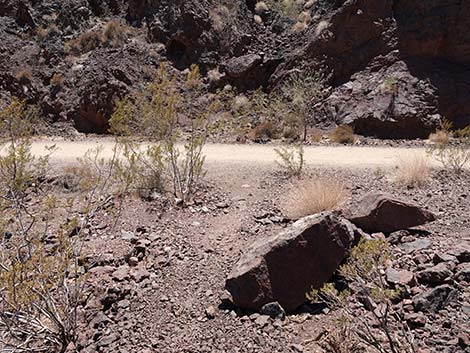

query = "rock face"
[
  {"left": 275, "top": 0, "right": 470, "bottom": 137},
  {"left": 225, "top": 212, "right": 358, "bottom": 312},
  {"left": 348, "top": 192, "right": 436, "bottom": 233},
  {"left": 1, "top": 0, "right": 470, "bottom": 136}
]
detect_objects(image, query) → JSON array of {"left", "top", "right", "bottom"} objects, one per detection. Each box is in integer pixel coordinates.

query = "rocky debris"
[
  {"left": 417, "top": 262, "right": 455, "bottom": 285},
  {"left": 386, "top": 268, "right": 415, "bottom": 286},
  {"left": 413, "top": 285, "right": 458, "bottom": 313},
  {"left": 454, "top": 263, "right": 470, "bottom": 283},
  {"left": 404, "top": 312, "right": 427, "bottom": 328},
  {"left": 225, "top": 212, "right": 359, "bottom": 311},
  {"left": 399, "top": 239, "right": 431, "bottom": 254},
  {"left": 348, "top": 192, "right": 436, "bottom": 233}
]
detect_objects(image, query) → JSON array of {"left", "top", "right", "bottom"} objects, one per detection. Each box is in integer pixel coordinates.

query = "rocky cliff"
[{"left": 0, "top": 0, "right": 469, "bottom": 137}]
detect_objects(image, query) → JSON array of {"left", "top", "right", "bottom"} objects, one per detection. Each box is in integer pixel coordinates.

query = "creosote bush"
[
  {"left": 330, "top": 125, "right": 355, "bottom": 144},
  {"left": 394, "top": 153, "right": 430, "bottom": 188},
  {"left": 283, "top": 178, "right": 347, "bottom": 220},
  {"left": 0, "top": 99, "right": 130, "bottom": 352},
  {"left": 110, "top": 64, "right": 218, "bottom": 204},
  {"left": 308, "top": 239, "right": 416, "bottom": 353}
]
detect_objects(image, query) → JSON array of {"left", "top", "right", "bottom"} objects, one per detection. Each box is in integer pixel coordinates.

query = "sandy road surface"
[{"left": 2, "top": 137, "right": 450, "bottom": 169}]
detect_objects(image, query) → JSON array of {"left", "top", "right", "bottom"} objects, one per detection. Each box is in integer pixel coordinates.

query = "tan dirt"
[{"left": 19, "top": 138, "right": 452, "bottom": 169}]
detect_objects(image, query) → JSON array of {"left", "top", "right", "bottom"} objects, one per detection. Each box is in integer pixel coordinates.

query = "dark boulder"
[
  {"left": 348, "top": 192, "right": 436, "bottom": 233},
  {"left": 225, "top": 212, "right": 359, "bottom": 312},
  {"left": 413, "top": 285, "right": 458, "bottom": 313}
]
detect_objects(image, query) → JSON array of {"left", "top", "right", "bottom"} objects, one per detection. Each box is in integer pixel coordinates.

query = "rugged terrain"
[
  {"left": 1, "top": 1, "right": 470, "bottom": 352},
  {"left": 28, "top": 148, "right": 470, "bottom": 353},
  {"left": 1, "top": 0, "right": 470, "bottom": 138}
]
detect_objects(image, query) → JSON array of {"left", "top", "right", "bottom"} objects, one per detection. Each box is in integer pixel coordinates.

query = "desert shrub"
[
  {"left": 50, "top": 73, "right": 64, "bottom": 87},
  {"left": 330, "top": 125, "right": 355, "bottom": 144},
  {"left": 308, "top": 239, "right": 416, "bottom": 353},
  {"left": 429, "top": 129, "right": 451, "bottom": 144},
  {"left": 253, "top": 121, "right": 279, "bottom": 140},
  {"left": 394, "top": 153, "right": 430, "bottom": 188},
  {"left": 278, "top": 70, "right": 326, "bottom": 141},
  {"left": 427, "top": 123, "right": 470, "bottom": 173},
  {"left": 110, "top": 64, "right": 217, "bottom": 204},
  {"left": 0, "top": 99, "right": 130, "bottom": 352},
  {"left": 66, "top": 30, "right": 102, "bottom": 54},
  {"left": 275, "top": 144, "right": 304, "bottom": 177},
  {"left": 15, "top": 69, "right": 33, "bottom": 84},
  {"left": 210, "top": 1, "right": 240, "bottom": 32},
  {"left": 103, "top": 20, "right": 128, "bottom": 47},
  {"left": 283, "top": 178, "right": 347, "bottom": 219},
  {"left": 269, "top": 0, "right": 302, "bottom": 22}
]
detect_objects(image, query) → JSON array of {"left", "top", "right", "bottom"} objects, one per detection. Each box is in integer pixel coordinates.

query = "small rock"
[
  {"left": 405, "top": 312, "right": 427, "bottom": 328},
  {"left": 205, "top": 305, "right": 216, "bottom": 319},
  {"left": 433, "top": 252, "right": 457, "bottom": 264},
  {"left": 112, "top": 266, "right": 130, "bottom": 282},
  {"left": 454, "top": 263, "right": 470, "bottom": 282},
  {"left": 348, "top": 192, "right": 436, "bottom": 233},
  {"left": 386, "top": 268, "right": 415, "bottom": 286},
  {"left": 254, "top": 315, "right": 270, "bottom": 328},
  {"left": 458, "top": 332, "right": 470, "bottom": 348},
  {"left": 128, "top": 256, "right": 139, "bottom": 267},
  {"left": 131, "top": 268, "right": 151, "bottom": 282},
  {"left": 260, "top": 302, "right": 286, "bottom": 320},
  {"left": 400, "top": 239, "right": 431, "bottom": 253},
  {"left": 291, "top": 344, "right": 304, "bottom": 352}
]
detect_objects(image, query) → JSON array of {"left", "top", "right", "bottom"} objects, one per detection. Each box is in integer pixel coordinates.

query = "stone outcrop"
[{"left": 225, "top": 212, "right": 359, "bottom": 312}]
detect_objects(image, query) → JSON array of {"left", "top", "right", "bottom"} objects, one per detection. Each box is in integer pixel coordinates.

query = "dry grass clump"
[
  {"left": 67, "top": 30, "right": 103, "bottom": 54},
  {"left": 429, "top": 129, "right": 451, "bottom": 144},
  {"left": 283, "top": 178, "right": 348, "bottom": 220},
  {"left": 394, "top": 154, "right": 430, "bottom": 188},
  {"left": 50, "top": 73, "right": 64, "bottom": 87},
  {"left": 255, "top": 1, "right": 269, "bottom": 14},
  {"left": 329, "top": 125, "right": 355, "bottom": 144},
  {"left": 15, "top": 69, "right": 33, "bottom": 84},
  {"left": 66, "top": 20, "right": 129, "bottom": 55},
  {"left": 252, "top": 121, "right": 279, "bottom": 140}
]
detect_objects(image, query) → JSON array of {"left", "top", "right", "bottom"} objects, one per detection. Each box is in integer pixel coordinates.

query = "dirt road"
[{"left": 7, "top": 138, "right": 449, "bottom": 169}]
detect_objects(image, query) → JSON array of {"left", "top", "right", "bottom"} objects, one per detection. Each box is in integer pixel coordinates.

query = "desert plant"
[
  {"left": 279, "top": 70, "right": 326, "bottom": 141},
  {"left": 66, "top": 30, "right": 102, "bottom": 54},
  {"left": 50, "top": 73, "right": 64, "bottom": 87},
  {"left": 275, "top": 144, "right": 304, "bottom": 177},
  {"left": 330, "top": 125, "right": 355, "bottom": 144},
  {"left": 394, "top": 153, "right": 430, "bottom": 188},
  {"left": 270, "top": 0, "right": 302, "bottom": 22},
  {"left": 283, "top": 178, "right": 347, "bottom": 219},
  {"left": 110, "top": 64, "right": 217, "bottom": 204},
  {"left": 15, "top": 69, "right": 33, "bottom": 84},
  {"left": 427, "top": 123, "right": 470, "bottom": 173},
  {"left": 253, "top": 121, "right": 279, "bottom": 140},
  {"left": 0, "top": 99, "right": 129, "bottom": 352},
  {"left": 308, "top": 239, "right": 416, "bottom": 353},
  {"left": 103, "top": 20, "right": 128, "bottom": 47}
]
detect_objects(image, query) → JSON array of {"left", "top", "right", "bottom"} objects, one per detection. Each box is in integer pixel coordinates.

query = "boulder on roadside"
[
  {"left": 348, "top": 192, "right": 436, "bottom": 233},
  {"left": 225, "top": 212, "right": 360, "bottom": 312}
]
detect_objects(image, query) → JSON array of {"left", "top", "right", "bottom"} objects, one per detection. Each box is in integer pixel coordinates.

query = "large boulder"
[
  {"left": 225, "top": 212, "right": 359, "bottom": 312},
  {"left": 348, "top": 192, "right": 436, "bottom": 233}
]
